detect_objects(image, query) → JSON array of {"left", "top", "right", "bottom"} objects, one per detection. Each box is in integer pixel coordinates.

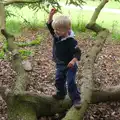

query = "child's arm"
[
  {"left": 46, "top": 8, "right": 56, "bottom": 37},
  {"left": 67, "top": 48, "right": 81, "bottom": 68},
  {"left": 73, "top": 46, "right": 81, "bottom": 61},
  {"left": 47, "top": 8, "right": 56, "bottom": 24},
  {"left": 67, "top": 41, "right": 81, "bottom": 68}
]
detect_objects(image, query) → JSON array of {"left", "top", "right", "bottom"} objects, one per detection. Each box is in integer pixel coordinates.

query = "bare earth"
[{"left": 0, "top": 28, "right": 120, "bottom": 120}]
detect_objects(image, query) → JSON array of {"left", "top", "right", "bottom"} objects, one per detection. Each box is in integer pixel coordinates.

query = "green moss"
[{"left": 7, "top": 96, "right": 37, "bottom": 120}]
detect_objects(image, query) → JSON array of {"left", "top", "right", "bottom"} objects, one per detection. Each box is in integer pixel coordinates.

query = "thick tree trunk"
[
  {"left": 0, "top": 3, "right": 34, "bottom": 118},
  {"left": 1, "top": 30, "right": 28, "bottom": 94},
  {"left": 7, "top": 92, "right": 72, "bottom": 117},
  {"left": 7, "top": 95, "right": 37, "bottom": 120},
  {"left": 1, "top": 84, "right": 120, "bottom": 118}
]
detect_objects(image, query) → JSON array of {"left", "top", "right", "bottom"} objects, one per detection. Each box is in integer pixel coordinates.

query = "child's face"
[{"left": 54, "top": 27, "right": 70, "bottom": 37}]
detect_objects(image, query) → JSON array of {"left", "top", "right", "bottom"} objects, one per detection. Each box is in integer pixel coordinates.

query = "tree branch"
[
  {"left": 90, "top": 0, "right": 109, "bottom": 24},
  {"left": 62, "top": 30, "right": 109, "bottom": 120},
  {"left": 3, "top": 0, "right": 85, "bottom": 6},
  {"left": 4, "top": 0, "right": 41, "bottom": 5},
  {"left": 86, "top": 0, "right": 109, "bottom": 33},
  {"left": 1, "top": 29, "right": 28, "bottom": 94},
  {"left": 5, "top": 84, "right": 120, "bottom": 118},
  {"left": 62, "top": 0, "right": 109, "bottom": 119},
  {"left": 92, "top": 85, "right": 120, "bottom": 103},
  {"left": 11, "top": 92, "right": 72, "bottom": 117}
]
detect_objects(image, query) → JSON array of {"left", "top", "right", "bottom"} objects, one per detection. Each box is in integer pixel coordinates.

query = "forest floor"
[{"left": 0, "top": 28, "right": 120, "bottom": 120}]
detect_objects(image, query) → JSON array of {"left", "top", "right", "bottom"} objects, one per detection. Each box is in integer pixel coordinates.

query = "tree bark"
[
  {"left": 0, "top": 4, "right": 33, "bottom": 118},
  {"left": 4, "top": 0, "right": 40, "bottom": 5},
  {"left": 89, "top": 0, "right": 109, "bottom": 24},
  {"left": 1, "top": 29, "right": 36, "bottom": 120},
  {"left": 1, "top": 30, "right": 28, "bottom": 94},
  {"left": 86, "top": 0, "right": 109, "bottom": 33},
  {"left": 92, "top": 85, "right": 120, "bottom": 103},
  {"left": 7, "top": 95, "right": 37, "bottom": 120},
  {"left": 1, "top": 84, "right": 120, "bottom": 118}
]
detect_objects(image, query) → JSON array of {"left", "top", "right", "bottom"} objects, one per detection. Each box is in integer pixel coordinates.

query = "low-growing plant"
[
  {"left": 111, "top": 21, "right": 120, "bottom": 41},
  {"left": 17, "top": 36, "right": 42, "bottom": 47},
  {"left": 19, "top": 49, "right": 33, "bottom": 59},
  {"left": 72, "top": 15, "right": 86, "bottom": 32},
  {"left": 0, "top": 50, "right": 5, "bottom": 59},
  {"left": 112, "top": 32, "right": 120, "bottom": 41},
  {"left": 5, "top": 5, "right": 120, "bottom": 43},
  {"left": 0, "top": 48, "right": 33, "bottom": 59}
]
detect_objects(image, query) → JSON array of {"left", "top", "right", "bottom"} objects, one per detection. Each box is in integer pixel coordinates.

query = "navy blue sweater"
[{"left": 46, "top": 21, "right": 81, "bottom": 65}]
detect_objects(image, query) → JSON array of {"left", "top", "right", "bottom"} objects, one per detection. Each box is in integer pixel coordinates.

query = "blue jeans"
[{"left": 55, "top": 63, "right": 81, "bottom": 102}]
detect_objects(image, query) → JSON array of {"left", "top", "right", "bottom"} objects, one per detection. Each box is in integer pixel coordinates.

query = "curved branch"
[
  {"left": 3, "top": 0, "right": 85, "bottom": 6},
  {"left": 90, "top": 0, "right": 109, "bottom": 24},
  {"left": 4, "top": 0, "right": 41, "bottom": 6},
  {"left": 92, "top": 85, "right": 120, "bottom": 103},
  {"left": 63, "top": 29, "right": 109, "bottom": 120},
  {"left": 5, "top": 84, "right": 120, "bottom": 117},
  {"left": 86, "top": 0, "right": 109, "bottom": 33},
  {"left": 1, "top": 29, "right": 28, "bottom": 94},
  {"left": 13, "top": 92, "right": 72, "bottom": 117}
]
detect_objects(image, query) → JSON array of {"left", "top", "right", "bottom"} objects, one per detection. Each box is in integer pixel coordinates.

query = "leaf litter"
[{"left": 0, "top": 29, "right": 120, "bottom": 120}]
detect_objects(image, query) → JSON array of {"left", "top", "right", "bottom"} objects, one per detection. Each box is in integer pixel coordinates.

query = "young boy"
[{"left": 46, "top": 8, "right": 81, "bottom": 109}]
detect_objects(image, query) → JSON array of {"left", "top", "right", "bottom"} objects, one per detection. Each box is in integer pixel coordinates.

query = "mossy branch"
[
  {"left": 1, "top": 29, "right": 28, "bottom": 94},
  {"left": 86, "top": 0, "right": 109, "bottom": 32}
]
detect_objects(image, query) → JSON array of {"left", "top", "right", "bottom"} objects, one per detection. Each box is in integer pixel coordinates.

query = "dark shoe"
[
  {"left": 52, "top": 94, "right": 65, "bottom": 100},
  {"left": 73, "top": 100, "right": 81, "bottom": 109}
]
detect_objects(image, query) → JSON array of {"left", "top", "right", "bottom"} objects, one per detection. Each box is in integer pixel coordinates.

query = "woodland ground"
[{"left": 0, "top": 28, "right": 120, "bottom": 120}]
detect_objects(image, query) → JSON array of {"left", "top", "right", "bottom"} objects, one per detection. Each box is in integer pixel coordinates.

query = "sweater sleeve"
[
  {"left": 73, "top": 40, "right": 81, "bottom": 61},
  {"left": 74, "top": 47, "right": 81, "bottom": 61},
  {"left": 46, "top": 21, "right": 55, "bottom": 37}
]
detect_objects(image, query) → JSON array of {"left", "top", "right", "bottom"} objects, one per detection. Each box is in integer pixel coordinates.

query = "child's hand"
[
  {"left": 50, "top": 8, "right": 56, "bottom": 16},
  {"left": 47, "top": 8, "right": 56, "bottom": 24},
  {"left": 67, "top": 60, "right": 75, "bottom": 68},
  {"left": 67, "top": 58, "right": 78, "bottom": 68}
]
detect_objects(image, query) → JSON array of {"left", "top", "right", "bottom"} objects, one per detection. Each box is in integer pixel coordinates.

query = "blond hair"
[{"left": 52, "top": 15, "right": 71, "bottom": 30}]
